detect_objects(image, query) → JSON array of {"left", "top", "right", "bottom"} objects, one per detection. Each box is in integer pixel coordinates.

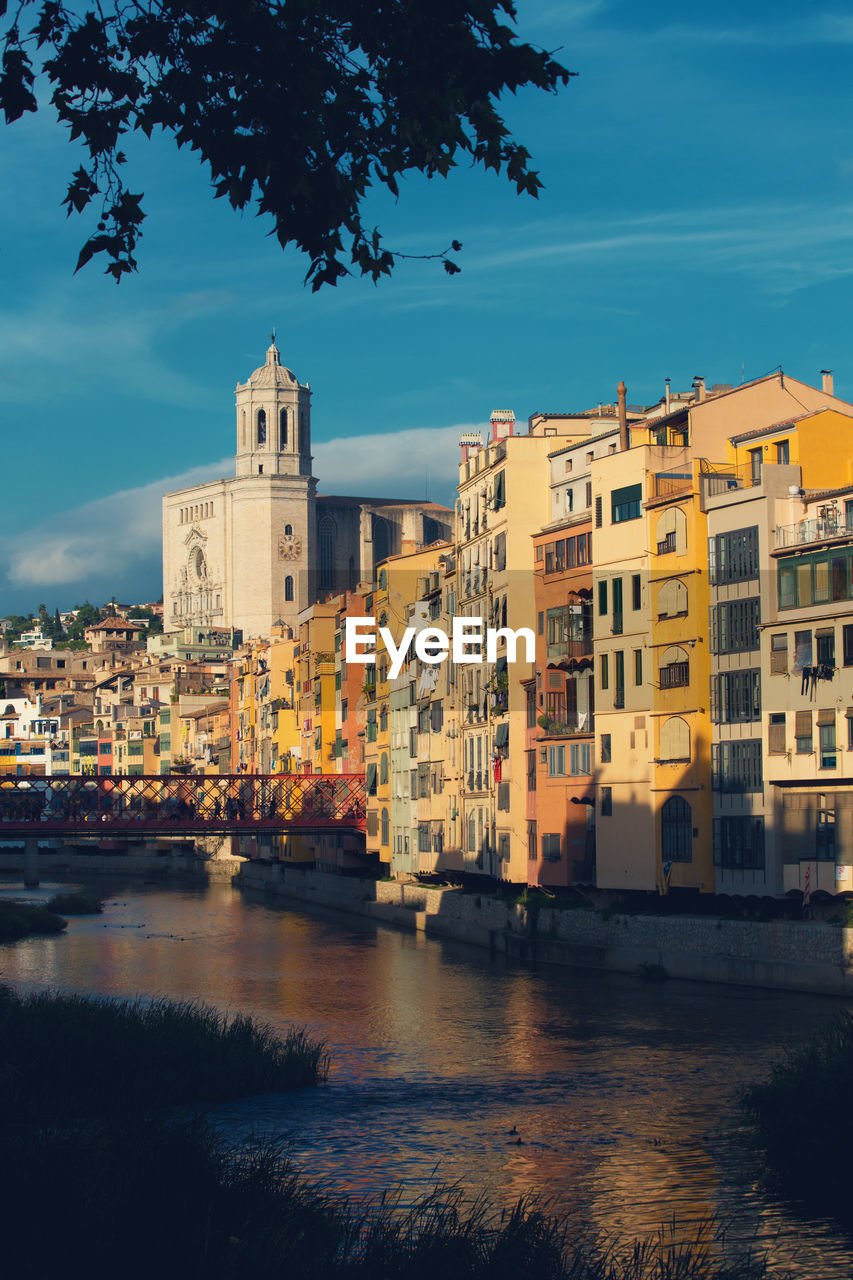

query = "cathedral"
[{"left": 162, "top": 341, "right": 453, "bottom": 637}]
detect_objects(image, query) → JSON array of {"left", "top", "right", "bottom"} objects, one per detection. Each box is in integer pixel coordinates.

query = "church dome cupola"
[{"left": 234, "top": 335, "right": 312, "bottom": 478}]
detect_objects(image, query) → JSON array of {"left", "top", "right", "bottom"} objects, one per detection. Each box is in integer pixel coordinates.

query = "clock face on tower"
[{"left": 278, "top": 534, "right": 302, "bottom": 561}]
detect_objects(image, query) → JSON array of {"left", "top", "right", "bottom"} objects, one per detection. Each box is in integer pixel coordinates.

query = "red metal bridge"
[{"left": 0, "top": 774, "right": 366, "bottom": 838}]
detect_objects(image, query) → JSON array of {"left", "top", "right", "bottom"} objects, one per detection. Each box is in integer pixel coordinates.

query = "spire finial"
[{"left": 265, "top": 328, "right": 279, "bottom": 366}]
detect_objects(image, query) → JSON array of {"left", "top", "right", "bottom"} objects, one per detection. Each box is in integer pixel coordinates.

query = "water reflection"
[{"left": 1, "top": 874, "right": 852, "bottom": 1275}]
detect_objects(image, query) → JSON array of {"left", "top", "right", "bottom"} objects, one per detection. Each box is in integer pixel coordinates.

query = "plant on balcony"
[{"left": 537, "top": 713, "right": 553, "bottom": 731}]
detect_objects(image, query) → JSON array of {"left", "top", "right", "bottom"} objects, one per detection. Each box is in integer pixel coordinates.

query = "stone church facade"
[{"left": 162, "top": 342, "right": 452, "bottom": 637}]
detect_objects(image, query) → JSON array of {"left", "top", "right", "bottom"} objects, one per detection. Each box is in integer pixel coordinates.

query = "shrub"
[
  {"left": 46, "top": 892, "right": 103, "bottom": 915},
  {"left": 0, "top": 900, "right": 67, "bottom": 942}
]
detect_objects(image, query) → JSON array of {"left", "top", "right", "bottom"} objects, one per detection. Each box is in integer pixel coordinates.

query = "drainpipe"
[{"left": 617, "top": 381, "right": 628, "bottom": 452}]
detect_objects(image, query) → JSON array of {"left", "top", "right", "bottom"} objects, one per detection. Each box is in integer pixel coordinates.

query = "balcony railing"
[
  {"left": 614, "top": 687, "right": 625, "bottom": 709},
  {"left": 657, "top": 532, "right": 677, "bottom": 555},
  {"left": 546, "top": 636, "right": 593, "bottom": 661},
  {"left": 651, "top": 472, "right": 692, "bottom": 500},
  {"left": 776, "top": 514, "right": 853, "bottom": 550},
  {"left": 659, "top": 662, "right": 689, "bottom": 689}
]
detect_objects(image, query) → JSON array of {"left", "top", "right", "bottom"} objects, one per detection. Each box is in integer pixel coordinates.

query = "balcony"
[
  {"left": 546, "top": 636, "right": 593, "bottom": 662},
  {"left": 651, "top": 472, "right": 692, "bottom": 501},
  {"left": 660, "top": 662, "right": 689, "bottom": 689},
  {"left": 776, "top": 513, "right": 853, "bottom": 551},
  {"left": 657, "top": 532, "right": 677, "bottom": 556},
  {"left": 537, "top": 713, "right": 593, "bottom": 736}
]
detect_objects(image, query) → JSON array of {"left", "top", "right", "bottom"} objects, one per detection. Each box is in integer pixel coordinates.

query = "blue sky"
[{"left": 1, "top": 0, "right": 852, "bottom": 614}]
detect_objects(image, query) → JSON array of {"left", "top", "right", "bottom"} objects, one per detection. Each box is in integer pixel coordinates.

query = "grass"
[
  {"left": 0, "top": 987, "right": 328, "bottom": 1118},
  {"left": 0, "top": 1115, "right": 780, "bottom": 1280},
  {"left": 46, "top": 891, "right": 103, "bottom": 914},
  {"left": 744, "top": 1011, "right": 853, "bottom": 1213},
  {"left": 0, "top": 899, "right": 67, "bottom": 942}
]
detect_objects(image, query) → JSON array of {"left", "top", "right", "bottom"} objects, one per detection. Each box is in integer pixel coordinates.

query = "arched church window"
[
  {"left": 285, "top": 576, "right": 294, "bottom": 602},
  {"left": 241, "top": 411, "right": 246, "bottom": 448},
  {"left": 284, "top": 524, "right": 293, "bottom": 536},
  {"left": 319, "top": 516, "right": 336, "bottom": 592},
  {"left": 279, "top": 408, "right": 288, "bottom": 449},
  {"left": 257, "top": 408, "right": 267, "bottom": 445}
]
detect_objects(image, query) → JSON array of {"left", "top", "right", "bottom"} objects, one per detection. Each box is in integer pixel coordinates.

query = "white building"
[{"left": 162, "top": 341, "right": 452, "bottom": 639}]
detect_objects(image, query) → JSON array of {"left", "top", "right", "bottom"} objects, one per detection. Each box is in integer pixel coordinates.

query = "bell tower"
[{"left": 234, "top": 337, "right": 312, "bottom": 478}]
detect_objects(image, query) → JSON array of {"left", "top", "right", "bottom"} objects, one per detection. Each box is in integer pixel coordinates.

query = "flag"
[{"left": 659, "top": 860, "right": 673, "bottom": 896}]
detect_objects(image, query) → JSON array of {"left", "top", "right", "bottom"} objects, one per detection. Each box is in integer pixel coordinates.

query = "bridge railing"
[{"left": 0, "top": 773, "right": 366, "bottom": 834}]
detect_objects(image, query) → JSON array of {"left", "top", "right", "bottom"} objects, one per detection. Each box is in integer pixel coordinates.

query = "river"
[{"left": 1, "top": 871, "right": 852, "bottom": 1275}]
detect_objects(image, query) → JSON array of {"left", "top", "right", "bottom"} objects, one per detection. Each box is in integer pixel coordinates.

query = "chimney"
[
  {"left": 822, "top": 369, "right": 834, "bottom": 396},
  {"left": 693, "top": 376, "right": 705, "bottom": 402},
  {"left": 617, "top": 381, "right": 628, "bottom": 452},
  {"left": 665, "top": 377, "right": 671, "bottom": 413}
]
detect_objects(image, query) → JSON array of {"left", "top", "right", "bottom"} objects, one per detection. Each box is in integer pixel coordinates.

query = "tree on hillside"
[
  {"left": 65, "top": 602, "right": 100, "bottom": 642},
  {"left": 128, "top": 605, "right": 163, "bottom": 635},
  {"left": 0, "top": 2, "right": 572, "bottom": 285}
]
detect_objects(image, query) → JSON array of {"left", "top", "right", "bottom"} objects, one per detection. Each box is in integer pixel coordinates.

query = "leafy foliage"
[{"left": 0, "top": 1, "right": 573, "bottom": 284}]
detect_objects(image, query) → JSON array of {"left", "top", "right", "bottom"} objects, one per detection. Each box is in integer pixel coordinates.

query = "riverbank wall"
[
  {"left": 0, "top": 842, "right": 243, "bottom": 882},
  {"left": 236, "top": 862, "right": 853, "bottom": 996}
]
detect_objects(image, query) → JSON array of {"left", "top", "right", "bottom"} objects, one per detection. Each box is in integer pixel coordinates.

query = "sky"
[{"left": 1, "top": 0, "right": 852, "bottom": 615}]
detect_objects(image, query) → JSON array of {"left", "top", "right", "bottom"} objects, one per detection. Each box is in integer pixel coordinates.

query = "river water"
[{"left": 2, "top": 872, "right": 852, "bottom": 1275}]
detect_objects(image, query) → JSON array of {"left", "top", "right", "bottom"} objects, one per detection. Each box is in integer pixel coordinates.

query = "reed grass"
[
  {"left": 744, "top": 1011, "right": 853, "bottom": 1208},
  {"left": 0, "top": 987, "right": 328, "bottom": 1117},
  {"left": 0, "top": 1115, "right": 780, "bottom": 1280}
]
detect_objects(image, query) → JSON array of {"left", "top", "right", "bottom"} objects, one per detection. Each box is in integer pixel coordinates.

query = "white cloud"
[{"left": 2, "top": 424, "right": 473, "bottom": 605}]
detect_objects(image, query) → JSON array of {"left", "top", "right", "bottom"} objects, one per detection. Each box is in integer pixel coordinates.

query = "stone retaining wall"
[{"left": 236, "top": 863, "right": 853, "bottom": 996}]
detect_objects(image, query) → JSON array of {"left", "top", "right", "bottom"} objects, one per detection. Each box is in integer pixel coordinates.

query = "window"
[
  {"left": 770, "top": 634, "right": 788, "bottom": 674},
  {"left": 710, "top": 526, "right": 759, "bottom": 584},
  {"left": 749, "top": 447, "right": 762, "bottom": 485},
  {"left": 366, "top": 763, "right": 377, "bottom": 794},
  {"left": 569, "top": 742, "right": 591, "bottom": 775},
  {"left": 611, "top": 483, "right": 642, "bottom": 523},
  {"left": 714, "top": 816, "right": 764, "bottom": 870},
  {"left": 768, "top": 713, "right": 786, "bottom": 754},
  {"left": 661, "top": 796, "right": 692, "bottom": 862},
  {"left": 380, "top": 752, "right": 389, "bottom": 784},
  {"left": 601, "top": 786, "right": 612, "bottom": 816},
  {"left": 660, "top": 716, "right": 690, "bottom": 761},
  {"left": 817, "top": 800, "right": 836, "bottom": 860},
  {"left": 612, "top": 577, "right": 623, "bottom": 634},
  {"left": 632, "top": 574, "right": 641, "bottom": 610},
  {"left": 711, "top": 670, "right": 761, "bottom": 723},
  {"left": 600, "top": 733, "right": 611, "bottom": 763},
  {"left": 526, "top": 749, "right": 537, "bottom": 792},
  {"left": 341, "top": 698, "right": 348, "bottom": 722},
  {"left": 600, "top": 653, "right": 609, "bottom": 689},
  {"left": 542, "top": 833, "right": 561, "bottom": 862},
  {"left": 598, "top": 580, "right": 607, "bottom": 616},
  {"left": 793, "top": 631, "right": 812, "bottom": 673},
  {"left": 595, "top": 496, "right": 603, "bottom": 528},
  {"left": 493, "top": 470, "right": 506, "bottom": 509},
  {"left": 381, "top": 808, "right": 389, "bottom": 845},
  {"left": 614, "top": 651, "right": 625, "bottom": 707},
  {"left": 285, "top": 576, "right": 294, "bottom": 602},
  {"left": 819, "top": 713, "right": 837, "bottom": 769},
  {"left": 816, "top": 629, "right": 835, "bottom": 667},
  {"left": 497, "top": 782, "right": 510, "bottom": 811},
  {"left": 656, "top": 506, "right": 686, "bottom": 556},
  {"left": 256, "top": 408, "right": 267, "bottom": 445},
  {"left": 710, "top": 598, "right": 760, "bottom": 654},
  {"left": 527, "top": 821, "right": 538, "bottom": 860},
  {"left": 634, "top": 649, "right": 643, "bottom": 686},
  {"left": 585, "top": 482, "right": 593, "bottom": 508},
  {"left": 658, "top": 578, "right": 687, "bottom": 618},
  {"left": 711, "top": 741, "right": 763, "bottom": 792},
  {"left": 778, "top": 549, "right": 853, "bottom": 610},
  {"left": 848, "top": 713, "right": 853, "bottom": 751},
  {"left": 548, "top": 745, "right": 566, "bottom": 776},
  {"left": 795, "top": 710, "right": 813, "bottom": 754},
  {"left": 844, "top": 625, "right": 853, "bottom": 667},
  {"left": 279, "top": 407, "right": 288, "bottom": 448},
  {"left": 775, "top": 439, "right": 790, "bottom": 464}
]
